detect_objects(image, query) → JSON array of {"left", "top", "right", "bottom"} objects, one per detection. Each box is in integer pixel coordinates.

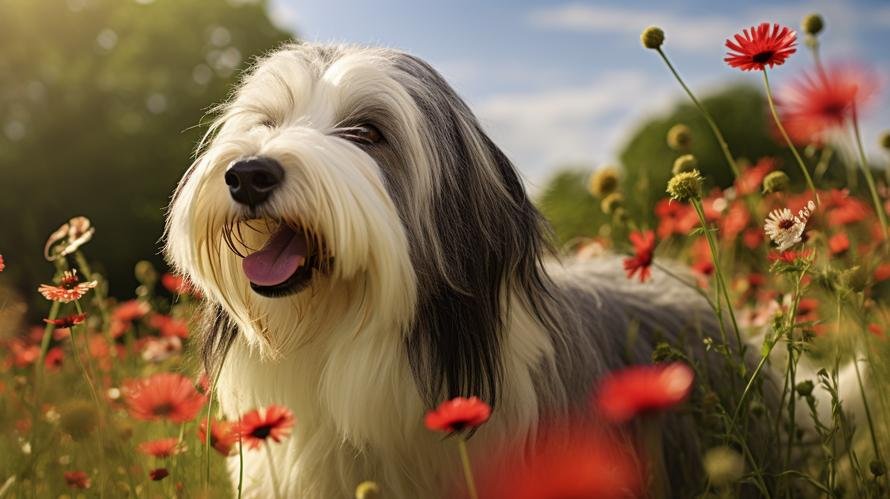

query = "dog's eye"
[{"left": 341, "top": 124, "right": 384, "bottom": 145}]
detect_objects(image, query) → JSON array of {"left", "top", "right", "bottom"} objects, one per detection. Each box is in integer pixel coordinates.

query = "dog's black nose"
[{"left": 225, "top": 156, "right": 284, "bottom": 207}]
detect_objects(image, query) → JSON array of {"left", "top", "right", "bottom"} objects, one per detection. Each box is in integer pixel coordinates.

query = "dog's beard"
[{"left": 166, "top": 125, "right": 417, "bottom": 357}]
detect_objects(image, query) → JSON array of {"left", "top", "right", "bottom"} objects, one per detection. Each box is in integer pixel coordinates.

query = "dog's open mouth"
[{"left": 240, "top": 224, "right": 321, "bottom": 297}]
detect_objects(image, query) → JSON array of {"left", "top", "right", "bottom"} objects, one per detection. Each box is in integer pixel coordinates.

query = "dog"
[{"left": 165, "top": 43, "right": 763, "bottom": 497}]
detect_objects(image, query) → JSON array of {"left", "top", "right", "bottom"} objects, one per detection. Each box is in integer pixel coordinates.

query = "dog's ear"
[{"left": 396, "top": 54, "right": 559, "bottom": 409}]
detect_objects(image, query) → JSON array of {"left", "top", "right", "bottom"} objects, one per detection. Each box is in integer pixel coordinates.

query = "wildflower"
[
  {"left": 0, "top": 254, "right": 4, "bottom": 272},
  {"left": 148, "top": 314, "right": 189, "bottom": 338},
  {"left": 141, "top": 336, "right": 183, "bottom": 363},
  {"left": 38, "top": 270, "right": 98, "bottom": 303},
  {"left": 64, "top": 470, "right": 91, "bottom": 489},
  {"left": 764, "top": 201, "right": 815, "bottom": 251},
  {"left": 44, "top": 216, "right": 95, "bottom": 261},
  {"left": 8, "top": 339, "right": 40, "bottom": 368},
  {"left": 198, "top": 419, "right": 239, "bottom": 456},
  {"left": 655, "top": 199, "right": 697, "bottom": 238},
  {"left": 875, "top": 263, "right": 890, "bottom": 282},
  {"left": 138, "top": 438, "right": 184, "bottom": 458},
  {"left": 780, "top": 65, "right": 877, "bottom": 144},
  {"left": 595, "top": 362, "right": 694, "bottom": 422},
  {"left": 868, "top": 323, "right": 884, "bottom": 338},
  {"left": 588, "top": 167, "right": 619, "bottom": 197},
  {"left": 623, "top": 230, "right": 656, "bottom": 283},
  {"left": 828, "top": 233, "right": 850, "bottom": 255},
  {"left": 161, "top": 273, "right": 199, "bottom": 296},
  {"left": 424, "top": 396, "right": 491, "bottom": 433},
  {"left": 237, "top": 405, "right": 295, "bottom": 450},
  {"left": 126, "top": 373, "right": 206, "bottom": 423},
  {"left": 768, "top": 249, "right": 814, "bottom": 264},
  {"left": 43, "top": 313, "right": 87, "bottom": 329},
  {"left": 703, "top": 447, "right": 744, "bottom": 486},
  {"left": 802, "top": 13, "right": 824, "bottom": 36},
  {"left": 724, "top": 23, "right": 797, "bottom": 71},
  {"left": 762, "top": 170, "right": 790, "bottom": 194},
  {"left": 672, "top": 154, "right": 697, "bottom": 175},
  {"left": 666, "top": 124, "right": 692, "bottom": 151},
  {"left": 795, "top": 380, "right": 815, "bottom": 397},
  {"left": 355, "top": 481, "right": 381, "bottom": 499},
  {"left": 44, "top": 347, "right": 64, "bottom": 371},
  {"left": 149, "top": 468, "right": 169, "bottom": 481},
  {"left": 477, "top": 432, "right": 642, "bottom": 499},
  {"left": 735, "top": 157, "right": 775, "bottom": 195},
  {"left": 666, "top": 170, "right": 703, "bottom": 202},
  {"left": 113, "top": 300, "right": 150, "bottom": 323},
  {"left": 640, "top": 26, "right": 664, "bottom": 49}
]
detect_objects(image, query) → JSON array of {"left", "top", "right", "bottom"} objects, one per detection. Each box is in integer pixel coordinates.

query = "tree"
[{"left": 0, "top": 0, "right": 293, "bottom": 302}]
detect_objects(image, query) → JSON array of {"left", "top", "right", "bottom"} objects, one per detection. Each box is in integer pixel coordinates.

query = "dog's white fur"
[{"left": 166, "top": 43, "right": 737, "bottom": 497}]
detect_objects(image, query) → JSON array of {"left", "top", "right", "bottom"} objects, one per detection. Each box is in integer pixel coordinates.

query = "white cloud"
[{"left": 472, "top": 70, "right": 673, "bottom": 188}]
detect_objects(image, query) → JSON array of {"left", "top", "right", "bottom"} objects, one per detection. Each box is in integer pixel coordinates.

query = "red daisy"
[
  {"left": 44, "top": 347, "right": 64, "bottom": 371},
  {"left": 139, "top": 438, "right": 184, "bottom": 458},
  {"left": 595, "top": 362, "right": 695, "bottom": 423},
  {"left": 780, "top": 64, "right": 877, "bottom": 144},
  {"left": 477, "top": 432, "right": 642, "bottom": 499},
  {"left": 126, "top": 373, "right": 206, "bottom": 423},
  {"left": 149, "top": 468, "right": 169, "bottom": 481},
  {"left": 875, "top": 263, "right": 890, "bottom": 282},
  {"left": 725, "top": 23, "right": 797, "bottom": 71},
  {"left": 424, "top": 396, "right": 491, "bottom": 433},
  {"left": 622, "top": 230, "right": 656, "bottom": 283},
  {"left": 149, "top": 314, "right": 189, "bottom": 338},
  {"left": 828, "top": 233, "right": 850, "bottom": 255},
  {"left": 198, "top": 419, "right": 239, "bottom": 456},
  {"left": 654, "top": 198, "right": 697, "bottom": 239},
  {"left": 735, "top": 157, "right": 776, "bottom": 196},
  {"left": 63, "top": 470, "right": 91, "bottom": 489},
  {"left": 44, "top": 313, "right": 87, "bottom": 329},
  {"left": 237, "top": 405, "right": 296, "bottom": 450},
  {"left": 37, "top": 270, "right": 97, "bottom": 303}
]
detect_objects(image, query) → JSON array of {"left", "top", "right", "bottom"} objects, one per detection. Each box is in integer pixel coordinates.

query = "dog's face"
[{"left": 166, "top": 43, "right": 554, "bottom": 403}]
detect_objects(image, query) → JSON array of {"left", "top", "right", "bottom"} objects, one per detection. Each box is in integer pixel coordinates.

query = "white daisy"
[{"left": 764, "top": 201, "right": 815, "bottom": 251}]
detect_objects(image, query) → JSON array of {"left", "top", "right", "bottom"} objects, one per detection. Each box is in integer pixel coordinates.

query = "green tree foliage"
[
  {"left": 536, "top": 169, "right": 605, "bottom": 247},
  {"left": 0, "top": 0, "right": 292, "bottom": 300}
]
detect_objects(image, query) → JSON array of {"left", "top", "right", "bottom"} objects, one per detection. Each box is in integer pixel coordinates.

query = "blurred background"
[{"left": 1, "top": 0, "right": 888, "bottom": 309}]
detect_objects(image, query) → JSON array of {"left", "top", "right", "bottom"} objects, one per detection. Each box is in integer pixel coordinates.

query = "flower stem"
[
  {"left": 761, "top": 69, "right": 820, "bottom": 204},
  {"left": 457, "top": 438, "right": 479, "bottom": 499},
  {"left": 656, "top": 48, "right": 741, "bottom": 179},
  {"left": 264, "top": 443, "right": 283, "bottom": 499},
  {"left": 851, "top": 105, "right": 889, "bottom": 242},
  {"left": 238, "top": 436, "right": 244, "bottom": 499},
  {"left": 853, "top": 352, "right": 883, "bottom": 467}
]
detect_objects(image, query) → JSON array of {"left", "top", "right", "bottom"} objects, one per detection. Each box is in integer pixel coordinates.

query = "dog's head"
[{"left": 165, "top": 43, "right": 557, "bottom": 405}]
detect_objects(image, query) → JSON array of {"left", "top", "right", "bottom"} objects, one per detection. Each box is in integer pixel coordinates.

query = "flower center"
[
  {"left": 152, "top": 403, "right": 174, "bottom": 416},
  {"left": 778, "top": 219, "right": 795, "bottom": 230},
  {"left": 752, "top": 50, "right": 774, "bottom": 64},
  {"left": 250, "top": 424, "right": 273, "bottom": 439}
]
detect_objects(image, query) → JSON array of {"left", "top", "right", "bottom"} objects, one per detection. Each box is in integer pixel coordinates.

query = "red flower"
[
  {"left": 595, "top": 362, "right": 694, "bottom": 423},
  {"left": 780, "top": 65, "right": 877, "bottom": 144},
  {"left": 0, "top": 254, "right": 5, "bottom": 272},
  {"left": 149, "top": 314, "right": 189, "bottom": 338},
  {"left": 237, "top": 405, "right": 295, "bottom": 450},
  {"left": 874, "top": 263, "right": 890, "bottom": 282},
  {"left": 149, "top": 468, "right": 169, "bottom": 481},
  {"left": 113, "top": 300, "right": 150, "bottom": 322},
  {"left": 768, "top": 249, "right": 814, "bottom": 263},
  {"left": 44, "top": 313, "right": 87, "bottom": 329},
  {"left": 725, "top": 23, "right": 796, "bottom": 71},
  {"left": 8, "top": 339, "right": 40, "bottom": 368},
  {"left": 199, "top": 419, "right": 239, "bottom": 456},
  {"left": 38, "top": 270, "right": 97, "bottom": 303},
  {"left": 138, "top": 438, "right": 184, "bottom": 458},
  {"left": 622, "top": 230, "right": 656, "bottom": 283},
  {"left": 828, "top": 233, "right": 850, "bottom": 255},
  {"left": 44, "top": 347, "right": 64, "bottom": 371},
  {"left": 655, "top": 199, "right": 697, "bottom": 239},
  {"left": 868, "top": 324, "right": 884, "bottom": 339},
  {"left": 424, "top": 396, "right": 491, "bottom": 433},
  {"left": 161, "top": 273, "right": 200, "bottom": 296},
  {"left": 477, "top": 431, "right": 643, "bottom": 499},
  {"left": 63, "top": 470, "right": 91, "bottom": 489},
  {"left": 126, "top": 373, "right": 206, "bottom": 423}
]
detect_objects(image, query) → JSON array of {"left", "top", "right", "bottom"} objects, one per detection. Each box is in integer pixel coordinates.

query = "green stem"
[
  {"left": 853, "top": 353, "right": 883, "bottom": 466},
  {"left": 851, "top": 106, "right": 889, "bottom": 242},
  {"left": 762, "top": 69, "right": 820, "bottom": 204},
  {"left": 238, "top": 436, "right": 244, "bottom": 499},
  {"left": 656, "top": 48, "right": 741, "bottom": 179},
  {"left": 458, "top": 438, "right": 479, "bottom": 499}
]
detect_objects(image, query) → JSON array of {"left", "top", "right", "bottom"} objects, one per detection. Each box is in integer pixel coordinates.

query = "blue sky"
[{"left": 268, "top": 0, "right": 890, "bottom": 188}]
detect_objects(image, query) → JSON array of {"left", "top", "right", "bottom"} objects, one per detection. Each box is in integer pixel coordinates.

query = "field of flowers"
[{"left": 0, "top": 12, "right": 888, "bottom": 499}]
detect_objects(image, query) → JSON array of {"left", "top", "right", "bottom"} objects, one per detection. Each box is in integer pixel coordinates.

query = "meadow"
[{"left": 1, "top": 11, "right": 889, "bottom": 499}]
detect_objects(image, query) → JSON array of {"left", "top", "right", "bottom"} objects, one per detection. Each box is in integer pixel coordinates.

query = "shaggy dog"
[{"left": 165, "top": 43, "right": 760, "bottom": 497}]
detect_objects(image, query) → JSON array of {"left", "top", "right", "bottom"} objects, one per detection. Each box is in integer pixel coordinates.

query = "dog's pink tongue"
[{"left": 242, "top": 227, "right": 306, "bottom": 286}]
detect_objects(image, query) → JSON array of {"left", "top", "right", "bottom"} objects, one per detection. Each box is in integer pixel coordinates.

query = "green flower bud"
[
  {"left": 666, "top": 170, "right": 703, "bottom": 202},
  {"left": 795, "top": 380, "right": 814, "bottom": 397},
  {"left": 703, "top": 446, "right": 745, "bottom": 486},
  {"left": 588, "top": 167, "right": 620, "bottom": 197},
  {"left": 762, "top": 171, "right": 790, "bottom": 194},
  {"left": 880, "top": 130, "right": 890, "bottom": 151},
  {"left": 666, "top": 124, "right": 692, "bottom": 151},
  {"left": 134, "top": 260, "right": 157, "bottom": 285},
  {"left": 355, "top": 481, "right": 381, "bottom": 499},
  {"left": 641, "top": 26, "right": 665, "bottom": 49},
  {"left": 672, "top": 154, "right": 697, "bottom": 175},
  {"left": 802, "top": 13, "right": 824, "bottom": 36},
  {"left": 600, "top": 192, "right": 624, "bottom": 214}
]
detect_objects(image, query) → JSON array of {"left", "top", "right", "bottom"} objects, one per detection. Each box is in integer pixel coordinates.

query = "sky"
[{"left": 267, "top": 0, "right": 890, "bottom": 189}]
